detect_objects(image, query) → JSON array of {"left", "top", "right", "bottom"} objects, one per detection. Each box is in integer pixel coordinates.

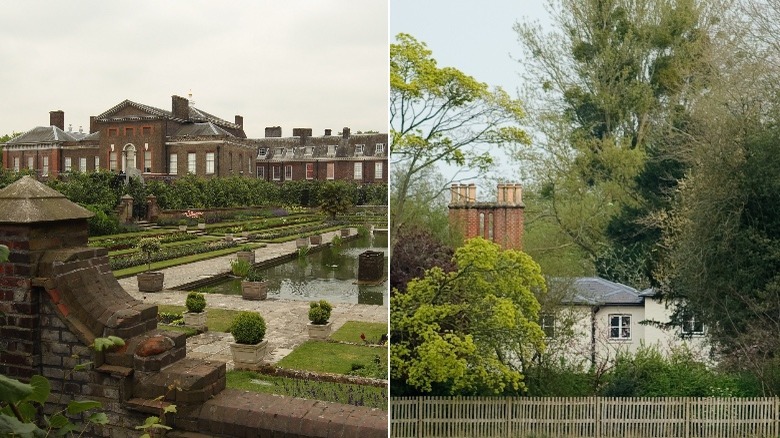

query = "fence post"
[
  {"left": 775, "top": 397, "right": 779, "bottom": 437},
  {"left": 417, "top": 397, "right": 422, "bottom": 438},
  {"left": 685, "top": 398, "right": 690, "bottom": 438},
  {"left": 505, "top": 398, "right": 512, "bottom": 438},
  {"left": 595, "top": 397, "right": 601, "bottom": 438}
]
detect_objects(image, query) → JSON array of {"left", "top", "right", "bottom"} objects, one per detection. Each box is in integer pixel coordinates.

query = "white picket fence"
[{"left": 391, "top": 397, "right": 780, "bottom": 438}]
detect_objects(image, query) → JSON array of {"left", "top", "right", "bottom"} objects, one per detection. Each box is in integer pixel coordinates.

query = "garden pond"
[{"left": 195, "top": 232, "right": 388, "bottom": 305}]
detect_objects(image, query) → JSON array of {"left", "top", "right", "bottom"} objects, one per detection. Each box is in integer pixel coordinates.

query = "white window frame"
[
  {"left": 13, "top": 157, "right": 19, "bottom": 172},
  {"left": 355, "top": 144, "right": 364, "bottom": 155},
  {"left": 327, "top": 145, "right": 336, "bottom": 157},
  {"left": 64, "top": 157, "right": 72, "bottom": 173},
  {"left": 94, "top": 156, "right": 100, "bottom": 171},
  {"left": 257, "top": 166, "right": 265, "bottom": 179},
  {"left": 272, "top": 166, "right": 281, "bottom": 181},
  {"left": 326, "top": 162, "right": 335, "bottom": 180},
  {"left": 353, "top": 162, "right": 363, "bottom": 180},
  {"left": 284, "top": 165, "right": 293, "bottom": 180},
  {"left": 206, "top": 152, "right": 215, "bottom": 174},
  {"left": 681, "top": 315, "right": 705, "bottom": 336},
  {"left": 169, "top": 153, "right": 178, "bottom": 175},
  {"left": 375, "top": 143, "right": 385, "bottom": 154},
  {"left": 304, "top": 146, "right": 314, "bottom": 157},
  {"left": 79, "top": 157, "right": 87, "bottom": 173},
  {"left": 27, "top": 156, "right": 34, "bottom": 170},
  {"left": 109, "top": 152, "right": 117, "bottom": 171},
  {"left": 187, "top": 152, "right": 196, "bottom": 174},
  {"left": 275, "top": 147, "right": 284, "bottom": 157},
  {"left": 541, "top": 314, "right": 556, "bottom": 339},
  {"left": 144, "top": 146, "right": 152, "bottom": 172},
  {"left": 258, "top": 147, "right": 268, "bottom": 157},
  {"left": 609, "top": 314, "right": 632, "bottom": 340},
  {"left": 306, "top": 163, "right": 314, "bottom": 180},
  {"left": 374, "top": 162, "right": 383, "bottom": 179},
  {"left": 42, "top": 156, "right": 49, "bottom": 176}
]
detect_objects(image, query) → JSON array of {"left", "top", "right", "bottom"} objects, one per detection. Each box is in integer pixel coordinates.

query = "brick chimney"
[
  {"left": 49, "top": 110, "right": 64, "bottom": 130},
  {"left": 448, "top": 182, "right": 525, "bottom": 251},
  {"left": 325, "top": 129, "right": 332, "bottom": 136},
  {"left": 89, "top": 116, "right": 96, "bottom": 134},
  {"left": 292, "top": 128, "right": 312, "bottom": 137},
  {"left": 265, "top": 126, "right": 282, "bottom": 137},
  {"left": 171, "top": 95, "right": 189, "bottom": 121},
  {"left": 342, "top": 127, "right": 350, "bottom": 139},
  {"left": 234, "top": 115, "right": 243, "bottom": 128}
]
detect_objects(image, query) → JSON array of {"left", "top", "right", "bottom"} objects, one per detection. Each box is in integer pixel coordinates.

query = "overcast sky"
[
  {"left": 390, "top": 0, "right": 553, "bottom": 190},
  {"left": 0, "top": 1, "right": 388, "bottom": 138}
]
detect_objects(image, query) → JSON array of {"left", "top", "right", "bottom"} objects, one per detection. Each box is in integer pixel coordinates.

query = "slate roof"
[
  {"left": 174, "top": 122, "right": 234, "bottom": 137},
  {"left": 5, "top": 126, "right": 78, "bottom": 145},
  {"left": 558, "top": 277, "right": 644, "bottom": 306}
]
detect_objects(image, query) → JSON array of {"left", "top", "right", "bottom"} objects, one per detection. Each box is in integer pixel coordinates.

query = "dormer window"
[
  {"left": 355, "top": 144, "right": 364, "bottom": 156},
  {"left": 327, "top": 145, "right": 337, "bottom": 157},
  {"left": 275, "top": 147, "right": 284, "bottom": 157},
  {"left": 258, "top": 147, "right": 268, "bottom": 158},
  {"left": 304, "top": 146, "right": 314, "bottom": 156},
  {"left": 375, "top": 143, "right": 385, "bottom": 154}
]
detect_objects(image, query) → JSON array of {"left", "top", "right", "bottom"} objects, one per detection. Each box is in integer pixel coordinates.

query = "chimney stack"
[
  {"left": 325, "top": 129, "right": 332, "bottom": 136},
  {"left": 342, "top": 127, "right": 350, "bottom": 139},
  {"left": 50, "top": 110, "right": 64, "bottom": 131},
  {"left": 171, "top": 95, "right": 189, "bottom": 121},
  {"left": 264, "top": 126, "right": 282, "bottom": 138},
  {"left": 234, "top": 115, "right": 243, "bottom": 128}
]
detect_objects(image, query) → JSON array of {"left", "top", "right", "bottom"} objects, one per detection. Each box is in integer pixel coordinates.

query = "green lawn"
[
  {"left": 226, "top": 370, "right": 387, "bottom": 410},
  {"left": 276, "top": 340, "right": 387, "bottom": 376},
  {"left": 156, "top": 305, "right": 241, "bottom": 333},
  {"left": 330, "top": 321, "right": 387, "bottom": 344}
]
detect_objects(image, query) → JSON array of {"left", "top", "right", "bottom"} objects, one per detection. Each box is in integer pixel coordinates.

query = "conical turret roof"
[{"left": 0, "top": 176, "right": 93, "bottom": 223}]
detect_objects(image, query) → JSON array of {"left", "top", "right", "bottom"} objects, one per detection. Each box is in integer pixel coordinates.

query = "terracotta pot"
[
  {"left": 237, "top": 251, "right": 255, "bottom": 265},
  {"left": 309, "top": 235, "right": 322, "bottom": 245},
  {"left": 230, "top": 339, "right": 268, "bottom": 370},
  {"left": 340, "top": 228, "right": 350, "bottom": 237},
  {"left": 137, "top": 271, "right": 164, "bottom": 292},
  {"left": 241, "top": 280, "right": 268, "bottom": 300},
  {"left": 308, "top": 322, "right": 332, "bottom": 340}
]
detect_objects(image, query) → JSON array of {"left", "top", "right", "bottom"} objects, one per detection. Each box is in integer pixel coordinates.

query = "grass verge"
[
  {"left": 226, "top": 370, "right": 387, "bottom": 410},
  {"left": 330, "top": 321, "right": 387, "bottom": 344},
  {"left": 276, "top": 340, "right": 387, "bottom": 376},
  {"left": 156, "top": 305, "right": 242, "bottom": 333}
]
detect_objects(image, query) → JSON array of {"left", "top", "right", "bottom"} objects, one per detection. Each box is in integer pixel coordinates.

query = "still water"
[{"left": 196, "top": 232, "right": 388, "bottom": 306}]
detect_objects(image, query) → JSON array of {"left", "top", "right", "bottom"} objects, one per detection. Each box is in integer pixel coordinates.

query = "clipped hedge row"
[
  {"left": 90, "top": 231, "right": 196, "bottom": 251},
  {"left": 109, "top": 239, "right": 238, "bottom": 270}
]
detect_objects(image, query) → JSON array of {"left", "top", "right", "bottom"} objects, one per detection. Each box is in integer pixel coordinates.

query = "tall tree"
[
  {"left": 390, "top": 238, "right": 547, "bottom": 396},
  {"left": 514, "top": 0, "right": 721, "bottom": 288},
  {"left": 390, "top": 33, "right": 530, "bottom": 246}
]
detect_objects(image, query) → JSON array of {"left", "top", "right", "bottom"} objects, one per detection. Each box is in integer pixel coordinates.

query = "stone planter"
[
  {"left": 309, "top": 234, "right": 322, "bottom": 245},
  {"left": 183, "top": 310, "right": 207, "bottom": 328},
  {"left": 178, "top": 225, "right": 187, "bottom": 231},
  {"left": 197, "top": 222, "right": 206, "bottom": 230},
  {"left": 308, "top": 322, "right": 332, "bottom": 340},
  {"left": 224, "top": 233, "right": 233, "bottom": 242},
  {"left": 296, "top": 237, "right": 309, "bottom": 249},
  {"left": 230, "top": 339, "right": 268, "bottom": 370},
  {"left": 340, "top": 228, "right": 350, "bottom": 237},
  {"left": 237, "top": 250, "right": 255, "bottom": 265},
  {"left": 241, "top": 280, "right": 268, "bottom": 300},
  {"left": 137, "top": 271, "right": 164, "bottom": 292}
]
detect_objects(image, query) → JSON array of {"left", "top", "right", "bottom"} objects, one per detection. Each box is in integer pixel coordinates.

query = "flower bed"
[
  {"left": 206, "top": 214, "right": 321, "bottom": 235},
  {"left": 90, "top": 231, "right": 197, "bottom": 251},
  {"left": 109, "top": 239, "right": 239, "bottom": 270}
]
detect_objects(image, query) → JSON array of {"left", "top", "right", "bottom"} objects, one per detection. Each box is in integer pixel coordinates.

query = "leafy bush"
[
  {"left": 110, "top": 239, "right": 237, "bottom": 271},
  {"left": 185, "top": 292, "right": 206, "bottom": 313},
  {"left": 308, "top": 300, "right": 333, "bottom": 325},
  {"left": 245, "top": 268, "right": 265, "bottom": 282},
  {"left": 137, "top": 237, "right": 162, "bottom": 272},
  {"left": 230, "top": 312, "right": 267, "bottom": 344},
  {"left": 85, "top": 205, "right": 120, "bottom": 236}
]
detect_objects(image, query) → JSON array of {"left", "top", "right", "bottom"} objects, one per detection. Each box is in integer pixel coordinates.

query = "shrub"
[
  {"left": 245, "top": 268, "right": 265, "bottom": 282},
  {"left": 185, "top": 292, "right": 206, "bottom": 313},
  {"left": 231, "top": 259, "right": 251, "bottom": 277},
  {"left": 230, "top": 312, "right": 267, "bottom": 344},
  {"left": 85, "top": 205, "right": 120, "bottom": 236},
  {"left": 308, "top": 300, "right": 333, "bottom": 325},
  {"left": 137, "top": 237, "right": 162, "bottom": 272}
]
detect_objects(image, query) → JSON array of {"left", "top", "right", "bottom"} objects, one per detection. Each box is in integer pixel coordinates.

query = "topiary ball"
[
  {"left": 185, "top": 292, "right": 206, "bottom": 313},
  {"left": 230, "top": 311, "right": 266, "bottom": 344}
]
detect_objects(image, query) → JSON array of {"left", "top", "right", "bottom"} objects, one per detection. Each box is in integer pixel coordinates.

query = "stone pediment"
[{"left": 95, "top": 99, "right": 170, "bottom": 121}]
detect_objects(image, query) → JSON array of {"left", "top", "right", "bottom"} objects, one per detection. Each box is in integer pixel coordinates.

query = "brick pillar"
[{"left": 448, "top": 182, "right": 525, "bottom": 250}]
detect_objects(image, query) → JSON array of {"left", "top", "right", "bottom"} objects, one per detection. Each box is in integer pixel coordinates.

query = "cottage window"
[
  {"left": 64, "top": 157, "right": 72, "bottom": 173},
  {"left": 169, "top": 153, "right": 177, "bottom": 175},
  {"left": 206, "top": 152, "right": 215, "bottom": 174},
  {"left": 284, "top": 165, "right": 293, "bottom": 180},
  {"left": 353, "top": 162, "right": 363, "bottom": 180},
  {"left": 681, "top": 315, "right": 704, "bottom": 336},
  {"left": 272, "top": 166, "right": 281, "bottom": 181},
  {"left": 541, "top": 314, "right": 556, "bottom": 338},
  {"left": 609, "top": 315, "right": 631, "bottom": 340},
  {"left": 79, "top": 157, "right": 87, "bottom": 173},
  {"left": 187, "top": 152, "right": 196, "bottom": 174},
  {"left": 306, "top": 163, "right": 314, "bottom": 180},
  {"left": 375, "top": 162, "right": 383, "bottom": 179},
  {"left": 326, "top": 163, "right": 335, "bottom": 180}
]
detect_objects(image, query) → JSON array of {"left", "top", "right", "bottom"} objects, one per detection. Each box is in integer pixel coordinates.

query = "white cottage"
[{"left": 542, "top": 277, "right": 710, "bottom": 370}]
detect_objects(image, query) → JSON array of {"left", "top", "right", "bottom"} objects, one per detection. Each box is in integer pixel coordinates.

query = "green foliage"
[
  {"left": 0, "top": 245, "right": 8, "bottom": 263},
  {"left": 308, "top": 300, "right": 333, "bottom": 325},
  {"left": 320, "top": 181, "right": 355, "bottom": 220},
  {"left": 136, "top": 237, "right": 162, "bottom": 272},
  {"left": 231, "top": 259, "right": 251, "bottom": 277},
  {"left": 84, "top": 205, "right": 120, "bottom": 236},
  {"left": 244, "top": 267, "right": 265, "bottom": 282},
  {"left": 185, "top": 292, "right": 207, "bottom": 313},
  {"left": 391, "top": 238, "right": 547, "bottom": 396},
  {"left": 230, "top": 311, "right": 267, "bottom": 344},
  {"left": 390, "top": 33, "right": 529, "bottom": 246}
]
